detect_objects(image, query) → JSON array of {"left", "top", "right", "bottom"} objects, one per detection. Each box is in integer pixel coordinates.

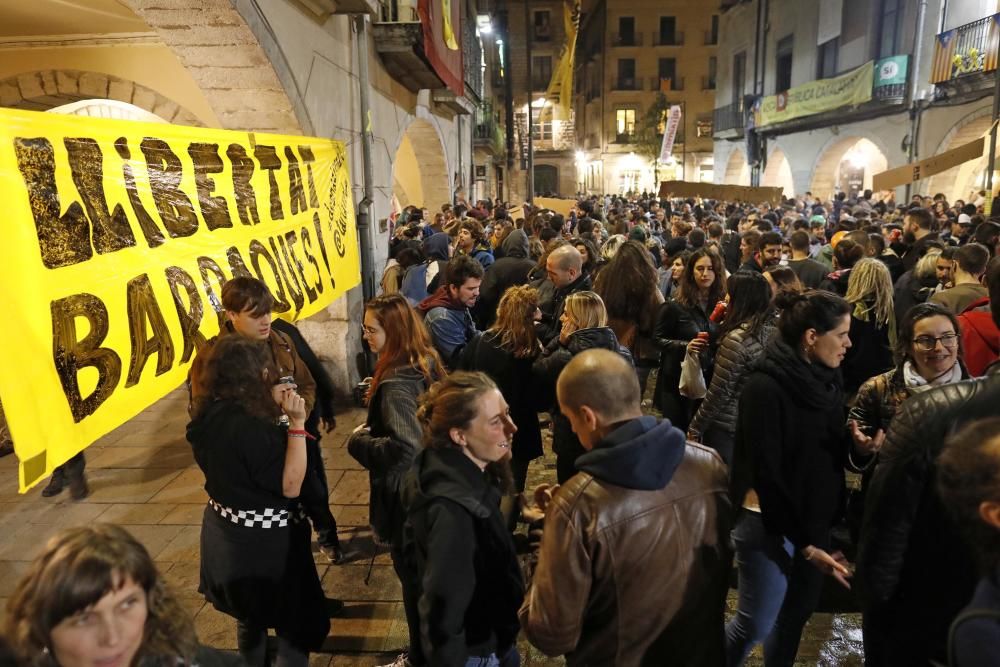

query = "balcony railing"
[
  {"left": 713, "top": 100, "right": 746, "bottom": 136},
  {"left": 613, "top": 77, "right": 642, "bottom": 91},
  {"left": 702, "top": 75, "right": 716, "bottom": 90},
  {"left": 651, "top": 76, "right": 684, "bottom": 91},
  {"left": 615, "top": 132, "right": 636, "bottom": 144},
  {"left": 474, "top": 103, "right": 505, "bottom": 156},
  {"left": 613, "top": 32, "right": 644, "bottom": 46},
  {"left": 653, "top": 31, "right": 685, "bottom": 46},
  {"left": 931, "top": 13, "right": 1000, "bottom": 84}
]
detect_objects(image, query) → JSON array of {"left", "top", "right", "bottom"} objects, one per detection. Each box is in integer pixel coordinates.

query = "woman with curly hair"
[
  {"left": 401, "top": 372, "right": 523, "bottom": 666},
  {"left": 4, "top": 524, "right": 239, "bottom": 667},
  {"left": 186, "top": 335, "right": 328, "bottom": 667},
  {"left": 459, "top": 285, "right": 544, "bottom": 491},
  {"left": 594, "top": 240, "right": 665, "bottom": 392},
  {"left": 348, "top": 294, "right": 444, "bottom": 667},
  {"left": 654, "top": 247, "right": 726, "bottom": 432}
]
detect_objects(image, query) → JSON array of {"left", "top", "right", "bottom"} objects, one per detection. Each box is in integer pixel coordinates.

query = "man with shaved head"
[
  {"left": 519, "top": 349, "right": 733, "bottom": 666},
  {"left": 537, "top": 244, "right": 591, "bottom": 344}
]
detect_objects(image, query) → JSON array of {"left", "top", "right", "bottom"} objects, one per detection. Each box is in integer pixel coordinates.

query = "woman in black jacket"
[
  {"left": 654, "top": 247, "right": 725, "bottom": 432},
  {"left": 347, "top": 294, "right": 444, "bottom": 667},
  {"left": 688, "top": 271, "right": 775, "bottom": 465},
  {"left": 727, "top": 290, "right": 880, "bottom": 667},
  {"left": 532, "top": 291, "right": 632, "bottom": 483},
  {"left": 401, "top": 372, "right": 524, "bottom": 667},
  {"left": 187, "top": 336, "right": 328, "bottom": 667},
  {"left": 459, "top": 285, "right": 544, "bottom": 492},
  {"left": 841, "top": 259, "right": 896, "bottom": 398}
]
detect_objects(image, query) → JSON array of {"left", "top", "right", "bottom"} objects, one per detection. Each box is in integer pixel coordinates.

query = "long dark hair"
[
  {"left": 197, "top": 335, "right": 280, "bottom": 422},
  {"left": 676, "top": 247, "right": 726, "bottom": 309},
  {"left": 573, "top": 237, "right": 600, "bottom": 275},
  {"left": 593, "top": 240, "right": 660, "bottom": 325},
  {"left": 719, "top": 271, "right": 773, "bottom": 339}
]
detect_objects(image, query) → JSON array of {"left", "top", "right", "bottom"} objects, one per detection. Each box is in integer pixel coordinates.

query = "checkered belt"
[{"left": 208, "top": 498, "right": 305, "bottom": 529}]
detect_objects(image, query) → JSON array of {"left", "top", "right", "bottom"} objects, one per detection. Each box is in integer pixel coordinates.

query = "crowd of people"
[{"left": 3, "top": 188, "right": 1000, "bottom": 667}]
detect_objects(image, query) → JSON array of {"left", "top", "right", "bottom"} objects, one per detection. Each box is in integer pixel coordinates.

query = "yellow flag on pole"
[
  {"left": 545, "top": 0, "right": 580, "bottom": 121},
  {"left": 443, "top": 0, "right": 459, "bottom": 50}
]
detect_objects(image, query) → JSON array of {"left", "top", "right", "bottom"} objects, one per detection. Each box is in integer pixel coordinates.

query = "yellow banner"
[
  {"left": 545, "top": 0, "right": 580, "bottom": 121},
  {"left": 0, "top": 107, "right": 360, "bottom": 491},
  {"left": 755, "top": 61, "right": 874, "bottom": 127}
]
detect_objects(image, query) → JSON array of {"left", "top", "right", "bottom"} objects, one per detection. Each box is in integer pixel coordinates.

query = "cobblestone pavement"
[{"left": 0, "top": 386, "right": 863, "bottom": 666}]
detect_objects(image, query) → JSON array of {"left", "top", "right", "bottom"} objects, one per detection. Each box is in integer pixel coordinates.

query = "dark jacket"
[
  {"left": 271, "top": 318, "right": 336, "bottom": 434},
  {"left": 400, "top": 233, "right": 451, "bottom": 304},
  {"left": 733, "top": 339, "right": 851, "bottom": 550},
  {"left": 519, "top": 416, "right": 731, "bottom": 667},
  {"left": 419, "top": 288, "right": 479, "bottom": 369},
  {"left": 401, "top": 447, "right": 524, "bottom": 666},
  {"left": 893, "top": 269, "right": 938, "bottom": 326},
  {"left": 786, "top": 257, "right": 829, "bottom": 289},
  {"left": 458, "top": 330, "right": 544, "bottom": 461},
  {"left": 901, "top": 231, "right": 940, "bottom": 272},
  {"left": 877, "top": 252, "right": 905, "bottom": 285},
  {"left": 950, "top": 568, "right": 1000, "bottom": 667},
  {"left": 347, "top": 364, "right": 432, "bottom": 545},
  {"left": 689, "top": 320, "right": 776, "bottom": 440},
  {"left": 841, "top": 308, "right": 894, "bottom": 397},
  {"left": 819, "top": 268, "right": 853, "bottom": 296},
  {"left": 536, "top": 273, "right": 593, "bottom": 344},
  {"left": 532, "top": 327, "right": 633, "bottom": 459},
  {"left": 653, "top": 299, "right": 718, "bottom": 418},
  {"left": 738, "top": 257, "right": 764, "bottom": 274},
  {"left": 473, "top": 230, "right": 534, "bottom": 329},
  {"left": 857, "top": 368, "right": 1000, "bottom": 665}
]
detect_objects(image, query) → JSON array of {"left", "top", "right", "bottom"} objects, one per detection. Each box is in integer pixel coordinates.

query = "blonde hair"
[
  {"left": 489, "top": 285, "right": 541, "bottom": 358},
  {"left": 914, "top": 248, "right": 943, "bottom": 281},
  {"left": 563, "top": 291, "right": 607, "bottom": 329},
  {"left": 845, "top": 258, "right": 895, "bottom": 327}
]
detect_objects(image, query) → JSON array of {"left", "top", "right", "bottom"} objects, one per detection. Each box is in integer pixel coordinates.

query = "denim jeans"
[
  {"left": 465, "top": 646, "right": 520, "bottom": 667},
  {"left": 725, "top": 511, "right": 825, "bottom": 667}
]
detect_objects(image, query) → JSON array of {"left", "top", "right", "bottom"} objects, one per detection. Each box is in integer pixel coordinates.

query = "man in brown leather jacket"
[{"left": 519, "top": 349, "right": 732, "bottom": 666}]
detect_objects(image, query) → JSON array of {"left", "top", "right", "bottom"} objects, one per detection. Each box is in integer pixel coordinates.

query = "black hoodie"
[
  {"left": 576, "top": 415, "right": 686, "bottom": 489},
  {"left": 401, "top": 447, "right": 524, "bottom": 666}
]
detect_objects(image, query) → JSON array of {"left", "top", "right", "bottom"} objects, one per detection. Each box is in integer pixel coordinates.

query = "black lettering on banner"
[
  {"left": 225, "top": 246, "right": 254, "bottom": 280},
  {"left": 254, "top": 145, "right": 284, "bottom": 220},
  {"left": 227, "top": 144, "right": 260, "bottom": 226},
  {"left": 284, "top": 231, "right": 317, "bottom": 303},
  {"left": 50, "top": 293, "right": 122, "bottom": 422},
  {"left": 187, "top": 143, "right": 233, "bottom": 231},
  {"left": 248, "top": 240, "right": 292, "bottom": 313},
  {"left": 331, "top": 171, "right": 350, "bottom": 257},
  {"left": 310, "top": 211, "right": 336, "bottom": 291},
  {"left": 197, "top": 256, "right": 230, "bottom": 328},
  {"left": 140, "top": 138, "right": 199, "bottom": 238},
  {"left": 125, "top": 274, "right": 175, "bottom": 387},
  {"left": 298, "top": 146, "right": 319, "bottom": 208},
  {"left": 15, "top": 137, "right": 94, "bottom": 268},
  {"left": 64, "top": 138, "right": 137, "bottom": 255},
  {"left": 115, "top": 138, "right": 166, "bottom": 248},
  {"left": 285, "top": 146, "right": 308, "bottom": 215},
  {"left": 300, "top": 227, "right": 325, "bottom": 295},
  {"left": 165, "top": 266, "right": 208, "bottom": 363},
  {"left": 270, "top": 236, "right": 304, "bottom": 312}
]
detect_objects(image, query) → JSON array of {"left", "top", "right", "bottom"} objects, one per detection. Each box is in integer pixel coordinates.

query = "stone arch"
[
  {"left": 809, "top": 136, "right": 888, "bottom": 200},
  {"left": 723, "top": 146, "right": 750, "bottom": 185},
  {"left": 762, "top": 145, "right": 795, "bottom": 197},
  {"left": 925, "top": 106, "right": 995, "bottom": 202},
  {"left": 0, "top": 69, "right": 204, "bottom": 126},
  {"left": 392, "top": 118, "right": 450, "bottom": 208},
  {"left": 120, "top": 0, "right": 303, "bottom": 135}
]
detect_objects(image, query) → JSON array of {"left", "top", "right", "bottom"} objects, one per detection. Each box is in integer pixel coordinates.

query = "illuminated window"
[{"left": 616, "top": 108, "right": 636, "bottom": 140}]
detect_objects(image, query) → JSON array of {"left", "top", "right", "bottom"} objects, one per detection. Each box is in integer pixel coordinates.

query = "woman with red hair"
[{"left": 348, "top": 294, "right": 444, "bottom": 667}]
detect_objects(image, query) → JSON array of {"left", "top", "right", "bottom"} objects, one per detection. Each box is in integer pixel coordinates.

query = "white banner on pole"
[{"left": 659, "top": 105, "right": 683, "bottom": 162}]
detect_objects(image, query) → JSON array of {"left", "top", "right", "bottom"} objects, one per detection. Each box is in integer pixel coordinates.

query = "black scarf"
[{"left": 756, "top": 338, "right": 843, "bottom": 409}]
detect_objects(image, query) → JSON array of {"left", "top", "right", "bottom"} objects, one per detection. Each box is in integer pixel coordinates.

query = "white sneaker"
[{"left": 377, "top": 653, "right": 412, "bottom": 667}]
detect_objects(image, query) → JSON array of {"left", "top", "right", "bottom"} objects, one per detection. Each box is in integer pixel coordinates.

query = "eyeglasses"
[
  {"left": 362, "top": 325, "right": 379, "bottom": 336},
  {"left": 912, "top": 333, "right": 959, "bottom": 351}
]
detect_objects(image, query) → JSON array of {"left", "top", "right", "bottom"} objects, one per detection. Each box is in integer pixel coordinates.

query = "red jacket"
[{"left": 958, "top": 297, "right": 999, "bottom": 376}]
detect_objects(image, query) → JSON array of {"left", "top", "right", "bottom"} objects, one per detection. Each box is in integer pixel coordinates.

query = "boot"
[
  {"left": 41, "top": 470, "right": 65, "bottom": 497},
  {"left": 68, "top": 474, "right": 90, "bottom": 501}
]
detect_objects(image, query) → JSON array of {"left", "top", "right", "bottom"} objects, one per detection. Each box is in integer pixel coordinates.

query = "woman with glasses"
[
  {"left": 845, "top": 302, "right": 968, "bottom": 544},
  {"left": 654, "top": 247, "right": 726, "bottom": 432},
  {"left": 348, "top": 294, "right": 444, "bottom": 667}
]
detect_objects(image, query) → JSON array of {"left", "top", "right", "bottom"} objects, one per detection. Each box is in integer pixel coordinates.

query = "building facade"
[
  {"left": 572, "top": 0, "right": 719, "bottom": 195},
  {"left": 0, "top": 0, "right": 494, "bottom": 394},
  {"left": 713, "top": 0, "right": 999, "bottom": 202}
]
